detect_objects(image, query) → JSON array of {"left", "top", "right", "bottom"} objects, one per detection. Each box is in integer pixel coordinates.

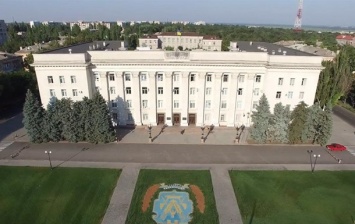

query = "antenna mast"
[{"left": 294, "top": 0, "right": 303, "bottom": 32}]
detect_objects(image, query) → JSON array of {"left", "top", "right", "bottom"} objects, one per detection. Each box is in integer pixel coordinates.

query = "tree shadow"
[
  {"left": 54, "top": 147, "right": 89, "bottom": 169},
  {"left": 152, "top": 124, "right": 168, "bottom": 142},
  {"left": 248, "top": 201, "right": 257, "bottom": 224},
  {"left": 204, "top": 124, "right": 214, "bottom": 141}
]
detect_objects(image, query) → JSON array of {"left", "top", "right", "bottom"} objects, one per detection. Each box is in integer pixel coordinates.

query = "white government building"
[{"left": 32, "top": 40, "right": 323, "bottom": 127}]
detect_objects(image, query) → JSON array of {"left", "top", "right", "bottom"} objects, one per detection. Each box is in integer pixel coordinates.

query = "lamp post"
[
  {"left": 312, "top": 154, "right": 321, "bottom": 172},
  {"left": 148, "top": 124, "right": 152, "bottom": 143},
  {"left": 307, "top": 150, "right": 321, "bottom": 173},
  {"left": 44, "top": 151, "right": 53, "bottom": 170},
  {"left": 235, "top": 126, "right": 240, "bottom": 144},
  {"left": 201, "top": 125, "right": 205, "bottom": 143},
  {"left": 307, "top": 150, "right": 313, "bottom": 171}
]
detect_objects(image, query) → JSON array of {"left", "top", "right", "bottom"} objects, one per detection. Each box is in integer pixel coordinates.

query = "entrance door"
[
  {"left": 188, "top": 114, "right": 196, "bottom": 126},
  {"left": 157, "top": 113, "right": 165, "bottom": 125},
  {"left": 173, "top": 113, "right": 180, "bottom": 126}
]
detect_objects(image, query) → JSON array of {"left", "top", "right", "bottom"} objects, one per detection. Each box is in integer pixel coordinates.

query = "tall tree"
[
  {"left": 45, "top": 98, "right": 62, "bottom": 142},
  {"left": 304, "top": 103, "right": 323, "bottom": 143},
  {"left": 268, "top": 103, "right": 290, "bottom": 143},
  {"left": 288, "top": 101, "right": 309, "bottom": 144},
  {"left": 317, "top": 103, "right": 333, "bottom": 146},
  {"left": 250, "top": 94, "right": 271, "bottom": 143}
]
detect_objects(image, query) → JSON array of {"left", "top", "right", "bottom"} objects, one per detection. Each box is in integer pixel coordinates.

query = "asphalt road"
[
  {"left": 333, "top": 105, "right": 355, "bottom": 128},
  {"left": 1, "top": 142, "right": 354, "bottom": 165}
]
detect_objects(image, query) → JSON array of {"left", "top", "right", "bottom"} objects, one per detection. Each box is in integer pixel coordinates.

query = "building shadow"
[{"left": 0, "top": 112, "right": 25, "bottom": 142}]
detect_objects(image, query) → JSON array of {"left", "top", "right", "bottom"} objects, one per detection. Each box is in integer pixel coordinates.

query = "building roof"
[
  {"left": 203, "top": 35, "right": 221, "bottom": 40},
  {"left": 140, "top": 35, "right": 158, "bottom": 39},
  {"left": 233, "top": 41, "right": 316, "bottom": 56},
  {"left": 336, "top": 35, "right": 354, "bottom": 40},
  {"left": 159, "top": 32, "right": 200, "bottom": 37},
  {"left": 42, "top": 41, "right": 124, "bottom": 54},
  {"left": 0, "top": 51, "right": 22, "bottom": 60}
]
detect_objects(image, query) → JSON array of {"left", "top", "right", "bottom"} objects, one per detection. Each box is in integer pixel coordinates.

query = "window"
[
  {"left": 254, "top": 88, "right": 259, "bottom": 96},
  {"left": 223, "top": 74, "right": 228, "bottom": 82},
  {"left": 255, "top": 75, "right": 261, "bottom": 82},
  {"left": 112, "top": 113, "right": 118, "bottom": 121},
  {"left": 50, "top": 89, "right": 55, "bottom": 97},
  {"left": 278, "top": 78, "right": 284, "bottom": 85},
  {"left": 222, "top": 88, "right": 228, "bottom": 95},
  {"left": 174, "top": 100, "right": 179, "bottom": 108},
  {"left": 142, "top": 100, "right": 148, "bottom": 108},
  {"left": 128, "top": 113, "right": 133, "bottom": 121},
  {"left": 71, "top": 76, "right": 76, "bottom": 83},
  {"left": 110, "top": 87, "right": 116, "bottom": 94},
  {"left": 109, "top": 73, "right": 115, "bottom": 81},
  {"left": 60, "top": 76, "right": 65, "bottom": 83},
  {"left": 143, "top": 114, "right": 149, "bottom": 121},
  {"left": 206, "top": 88, "right": 212, "bottom": 95},
  {"left": 173, "top": 87, "right": 179, "bottom": 95},
  {"left": 204, "top": 114, "right": 210, "bottom": 122},
  {"left": 61, "top": 89, "right": 67, "bottom": 97},
  {"left": 126, "top": 87, "right": 131, "bottom": 94},
  {"left": 299, "top": 92, "right": 304, "bottom": 99},
  {"left": 189, "top": 100, "right": 195, "bottom": 108},
  {"left": 206, "top": 74, "right": 212, "bottom": 82},
  {"left": 253, "top": 101, "right": 258, "bottom": 109},
  {"left": 205, "top": 100, "right": 211, "bottom": 108},
  {"left": 237, "top": 101, "right": 242, "bottom": 109},
  {"left": 189, "top": 88, "right": 195, "bottom": 95},
  {"left": 48, "top": 76, "right": 53, "bottom": 83},
  {"left": 158, "top": 100, "right": 163, "bottom": 108},
  {"left": 238, "top": 88, "right": 243, "bottom": 95},
  {"left": 221, "top": 101, "right": 227, "bottom": 109},
  {"left": 158, "top": 87, "right": 163, "bottom": 94},
  {"left": 276, "top": 91, "right": 281, "bottom": 99},
  {"left": 220, "top": 114, "right": 226, "bottom": 122},
  {"left": 173, "top": 74, "right": 179, "bottom": 82},
  {"left": 142, "top": 87, "right": 148, "bottom": 94},
  {"left": 157, "top": 74, "right": 163, "bottom": 81},
  {"left": 190, "top": 74, "right": 195, "bottom": 82},
  {"left": 290, "top": 78, "right": 295, "bottom": 86},
  {"left": 126, "top": 100, "right": 132, "bottom": 108},
  {"left": 72, "top": 89, "right": 78, "bottom": 96},
  {"left": 238, "top": 75, "right": 245, "bottom": 83},
  {"left": 288, "top": 91, "right": 293, "bottom": 99},
  {"left": 302, "top": 78, "right": 307, "bottom": 86},
  {"left": 111, "top": 101, "right": 117, "bottom": 108},
  {"left": 95, "top": 73, "right": 100, "bottom": 82},
  {"left": 141, "top": 74, "right": 147, "bottom": 81},
  {"left": 125, "top": 73, "right": 131, "bottom": 81}
]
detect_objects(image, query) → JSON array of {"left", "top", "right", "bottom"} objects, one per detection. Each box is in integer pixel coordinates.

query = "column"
[
  {"left": 117, "top": 72, "right": 126, "bottom": 125},
  {"left": 165, "top": 72, "right": 173, "bottom": 126},
  {"left": 196, "top": 72, "right": 205, "bottom": 126},
  {"left": 212, "top": 73, "right": 222, "bottom": 126},
  {"left": 181, "top": 72, "right": 189, "bottom": 126},
  {"left": 100, "top": 72, "right": 109, "bottom": 101},
  {"left": 227, "top": 73, "right": 238, "bottom": 127},
  {"left": 148, "top": 72, "right": 157, "bottom": 126},
  {"left": 132, "top": 72, "right": 142, "bottom": 125},
  {"left": 244, "top": 73, "right": 256, "bottom": 127}
]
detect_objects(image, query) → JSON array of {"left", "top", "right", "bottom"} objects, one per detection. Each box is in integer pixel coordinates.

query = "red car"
[{"left": 326, "top": 143, "right": 347, "bottom": 151}]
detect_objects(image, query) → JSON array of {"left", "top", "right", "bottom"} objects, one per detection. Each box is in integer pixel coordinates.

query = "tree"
[
  {"left": 268, "top": 103, "right": 290, "bottom": 143},
  {"left": 45, "top": 98, "right": 62, "bottom": 142},
  {"left": 164, "top": 46, "right": 174, "bottom": 51},
  {"left": 317, "top": 103, "right": 333, "bottom": 146},
  {"left": 178, "top": 46, "right": 183, "bottom": 51},
  {"left": 250, "top": 94, "right": 271, "bottom": 143},
  {"left": 288, "top": 101, "right": 309, "bottom": 144},
  {"left": 304, "top": 103, "right": 323, "bottom": 143},
  {"left": 81, "top": 97, "right": 95, "bottom": 142},
  {"left": 23, "top": 90, "right": 45, "bottom": 143},
  {"left": 71, "top": 24, "right": 81, "bottom": 36}
]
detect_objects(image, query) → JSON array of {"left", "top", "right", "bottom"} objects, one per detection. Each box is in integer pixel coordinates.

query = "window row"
[
  {"left": 276, "top": 91, "right": 304, "bottom": 99},
  {"left": 278, "top": 78, "right": 307, "bottom": 86},
  {"left": 48, "top": 76, "right": 76, "bottom": 84},
  {"left": 49, "top": 89, "right": 79, "bottom": 97}
]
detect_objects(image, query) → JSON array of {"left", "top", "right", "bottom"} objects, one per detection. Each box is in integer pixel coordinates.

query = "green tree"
[
  {"left": 71, "top": 24, "right": 81, "bottom": 36},
  {"left": 23, "top": 90, "right": 45, "bottom": 143},
  {"left": 45, "top": 98, "right": 62, "bottom": 142},
  {"left": 250, "top": 94, "right": 271, "bottom": 143},
  {"left": 268, "top": 103, "right": 290, "bottom": 143},
  {"left": 164, "top": 46, "right": 174, "bottom": 51},
  {"left": 80, "top": 97, "right": 95, "bottom": 142},
  {"left": 317, "top": 103, "right": 333, "bottom": 146},
  {"left": 304, "top": 103, "right": 323, "bottom": 143},
  {"left": 288, "top": 101, "right": 309, "bottom": 144}
]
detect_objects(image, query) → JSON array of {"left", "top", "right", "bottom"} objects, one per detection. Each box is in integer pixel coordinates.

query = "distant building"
[
  {"left": 29, "top": 21, "right": 41, "bottom": 28},
  {"left": 0, "top": 51, "right": 23, "bottom": 73},
  {"left": 139, "top": 32, "right": 222, "bottom": 51},
  {"left": 70, "top": 21, "right": 112, "bottom": 31},
  {"left": 117, "top": 21, "right": 125, "bottom": 27},
  {"left": 0, "top": 20, "right": 7, "bottom": 45},
  {"left": 42, "top": 21, "right": 61, "bottom": 26},
  {"left": 336, "top": 35, "right": 355, "bottom": 46},
  {"left": 194, "top": 21, "right": 206, "bottom": 26}
]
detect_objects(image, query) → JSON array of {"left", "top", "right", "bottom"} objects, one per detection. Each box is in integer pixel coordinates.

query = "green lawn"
[
  {"left": 230, "top": 171, "right": 355, "bottom": 224},
  {"left": 0, "top": 166, "right": 120, "bottom": 224},
  {"left": 126, "top": 169, "right": 219, "bottom": 224}
]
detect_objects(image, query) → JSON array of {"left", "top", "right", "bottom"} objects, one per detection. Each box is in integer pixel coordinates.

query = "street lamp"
[
  {"left": 148, "top": 124, "right": 152, "bottom": 143},
  {"left": 44, "top": 151, "right": 53, "bottom": 170},
  {"left": 201, "top": 125, "right": 205, "bottom": 143},
  {"left": 312, "top": 154, "right": 321, "bottom": 172},
  {"left": 307, "top": 150, "right": 313, "bottom": 171},
  {"left": 307, "top": 150, "right": 321, "bottom": 173}
]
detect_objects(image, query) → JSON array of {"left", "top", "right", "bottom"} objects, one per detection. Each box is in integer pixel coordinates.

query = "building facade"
[
  {"left": 0, "top": 52, "right": 23, "bottom": 72},
  {"left": 0, "top": 20, "right": 7, "bottom": 46},
  {"left": 336, "top": 35, "right": 355, "bottom": 46},
  {"left": 70, "top": 21, "right": 112, "bottom": 31},
  {"left": 32, "top": 42, "right": 323, "bottom": 127}
]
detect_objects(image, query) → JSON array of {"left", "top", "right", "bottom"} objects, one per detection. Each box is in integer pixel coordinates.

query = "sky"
[{"left": 0, "top": 0, "right": 352, "bottom": 27}]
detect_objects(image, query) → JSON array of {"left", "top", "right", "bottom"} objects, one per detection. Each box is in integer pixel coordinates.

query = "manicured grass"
[
  {"left": 0, "top": 166, "right": 120, "bottom": 224},
  {"left": 126, "top": 169, "right": 219, "bottom": 224},
  {"left": 230, "top": 171, "right": 355, "bottom": 224}
]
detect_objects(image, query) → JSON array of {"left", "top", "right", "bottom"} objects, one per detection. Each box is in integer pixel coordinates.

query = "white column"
[
  {"left": 132, "top": 72, "right": 142, "bottom": 125},
  {"left": 244, "top": 73, "right": 256, "bottom": 127},
  {"left": 148, "top": 72, "right": 157, "bottom": 126},
  {"left": 196, "top": 72, "right": 205, "bottom": 126},
  {"left": 212, "top": 73, "right": 222, "bottom": 126},
  {"left": 165, "top": 72, "right": 173, "bottom": 126},
  {"left": 100, "top": 72, "right": 109, "bottom": 101},
  {"left": 227, "top": 73, "right": 238, "bottom": 127},
  {"left": 116, "top": 72, "right": 126, "bottom": 125},
  {"left": 181, "top": 72, "right": 189, "bottom": 126}
]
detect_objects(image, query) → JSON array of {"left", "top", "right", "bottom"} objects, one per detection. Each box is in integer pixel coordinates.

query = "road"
[{"left": 333, "top": 105, "right": 355, "bottom": 128}]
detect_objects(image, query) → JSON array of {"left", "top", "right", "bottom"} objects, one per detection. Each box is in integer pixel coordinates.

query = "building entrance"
[
  {"left": 188, "top": 114, "right": 196, "bottom": 125},
  {"left": 157, "top": 113, "right": 165, "bottom": 125},
  {"left": 173, "top": 113, "right": 180, "bottom": 126}
]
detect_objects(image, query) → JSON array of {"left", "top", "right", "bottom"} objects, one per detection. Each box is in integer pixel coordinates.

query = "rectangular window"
[
  {"left": 71, "top": 76, "right": 76, "bottom": 83},
  {"left": 221, "top": 100, "right": 227, "bottom": 108},
  {"left": 157, "top": 74, "right": 163, "bottom": 81},
  {"left": 142, "top": 100, "right": 148, "bottom": 108},
  {"left": 142, "top": 87, "right": 148, "bottom": 94},
  {"left": 204, "top": 114, "right": 210, "bottom": 122},
  {"left": 302, "top": 78, "right": 307, "bottom": 86},
  {"left": 290, "top": 78, "right": 295, "bottom": 86},
  {"left": 237, "top": 101, "right": 242, "bottom": 109},
  {"left": 174, "top": 100, "right": 179, "bottom": 108},
  {"left": 109, "top": 73, "right": 115, "bottom": 81},
  {"left": 95, "top": 74, "right": 100, "bottom": 82},
  {"left": 238, "top": 75, "right": 245, "bottom": 83},
  {"left": 206, "top": 74, "right": 212, "bottom": 82},
  {"left": 143, "top": 114, "right": 149, "bottom": 121},
  {"left": 223, "top": 74, "right": 228, "bottom": 82},
  {"left": 189, "top": 100, "right": 195, "bottom": 108},
  {"left": 111, "top": 101, "right": 117, "bottom": 108},
  {"left": 173, "top": 74, "right": 179, "bottom": 82},
  {"left": 50, "top": 89, "right": 55, "bottom": 97},
  {"left": 189, "top": 88, "right": 195, "bottom": 95},
  {"left": 278, "top": 78, "right": 284, "bottom": 85},
  {"left": 238, "top": 88, "right": 243, "bottom": 95},
  {"left": 255, "top": 75, "right": 261, "bottom": 82},
  {"left": 254, "top": 88, "right": 259, "bottom": 96},
  {"left": 206, "top": 87, "right": 212, "bottom": 95},
  {"left": 299, "top": 92, "right": 304, "bottom": 99},
  {"left": 288, "top": 91, "right": 293, "bottom": 99},
  {"left": 48, "top": 76, "right": 53, "bottom": 83},
  {"left": 220, "top": 114, "right": 226, "bottom": 122},
  {"left": 72, "top": 89, "right": 78, "bottom": 96},
  {"left": 141, "top": 74, "right": 147, "bottom": 81},
  {"left": 190, "top": 74, "right": 195, "bottom": 82},
  {"left": 126, "top": 87, "right": 131, "bottom": 94},
  {"left": 253, "top": 101, "right": 258, "bottom": 109},
  {"left": 158, "top": 87, "right": 163, "bottom": 94},
  {"left": 126, "top": 100, "right": 132, "bottom": 108},
  {"left": 276, "top": 91, "right": 281, "bottom": 99},
  {"left": 125, "top": 73, "right": 131, "bottom": 81},
  {"left": 128, "top": 113, "right": 133, "bottom": 121},
  {"left": 60, "top": 76, "right": 65, "bottom": 83},
  {"left": 61, "top": 89, "right": 67, "bottom": 97},
  {"left": 112, "top": 113, "right": 118, "bottom": 121},
  {"left": 173, "top": 87, "right": 179, "bottom": 95},
  {"left": 205, "top": 100, "right": 211, "bottom": 108},
  {"left": 158, "top": 100, "right": 163, "bottom": 108},
  {"left": 222, "top": 88, "right": 228, "bottom": 95},
  {"left": 110, "top": 87, "right": 116, "bottom": 94}
]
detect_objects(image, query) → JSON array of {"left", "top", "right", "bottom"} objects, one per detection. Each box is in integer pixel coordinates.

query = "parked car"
[{"left": 326, "top": 143, "right": 347, "bottom": 151}]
